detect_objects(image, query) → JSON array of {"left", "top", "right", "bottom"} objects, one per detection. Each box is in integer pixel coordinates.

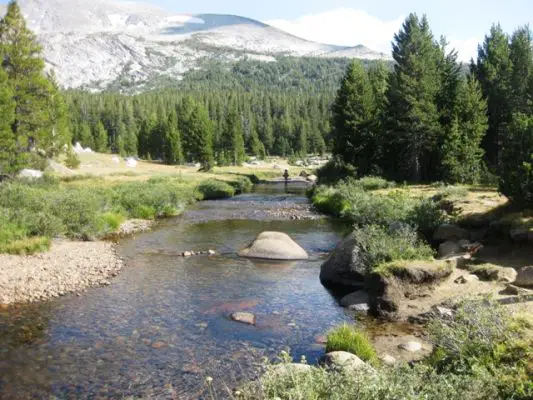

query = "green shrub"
[
  {"left": 131, "top": 205, "right": 157, "bottom": 220},
  {"left": 197, "top": 179, "right": 235, "bottom": 199},
  {"left": 65, "top": 149, "right": 81, "bottom": 169},
  {"left": 355, "top": 224, "right": 434, "bottom": 271},
  {"left": 352, "top": 176, "right": 396, "bottom": 191},
  {"left": 239, "top": 356, "right": 499, "bottom": 400},
  {"left": 99, "top": 212, "right": 125, "bottom": 233},
  {"left": 227, "top": 176, "right": 253, "bottom": 194},
  {"left": 0, "top": 236, "right": 51, "bottom": 255},
  {"left": 407, "top": 197, "right": 448, "bottom": 236},
  {"left": 310, "top": 186, "right": 349, "bottom": 216},
  {"left": 326, "top": 324, "right": 378, "bottom": 364},
  {"left": 316, "top": 157, "right": 357, "bottom": 185},
  {"left": 428, "top": 299, "right": 532, "bottom": 399}
]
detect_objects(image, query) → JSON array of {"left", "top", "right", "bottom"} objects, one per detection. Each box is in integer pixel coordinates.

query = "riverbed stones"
[
  {"left": 238, "top": 232, "right": 308, "bottom": 260},
  {"left": 230, "top": 312, "right": 256, "bottom": 325},
  {"left": 320, "top": 232, "right": 367, "bottom": 288}
]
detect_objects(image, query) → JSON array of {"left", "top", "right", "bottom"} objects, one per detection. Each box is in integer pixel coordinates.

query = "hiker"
[{"left": 283, "top": 169, "right": 289, "bottom": 182}]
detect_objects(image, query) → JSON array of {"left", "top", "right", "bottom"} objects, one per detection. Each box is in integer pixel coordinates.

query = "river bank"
[{"left": 0, "top": 240, "right": 123, "bottom": 305}]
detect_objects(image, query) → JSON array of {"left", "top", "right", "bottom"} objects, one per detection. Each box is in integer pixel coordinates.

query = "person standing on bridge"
[{"left": 283, "top": 169, "right": 290, "bottom": 183}]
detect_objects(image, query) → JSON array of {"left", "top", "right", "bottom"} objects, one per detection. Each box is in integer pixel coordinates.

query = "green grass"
[
  {"left": 325, "top": 324, "right": 378, "bottom": 365},
  {"left": 0, "top": 177, "right": 199, "bottom": 253}
]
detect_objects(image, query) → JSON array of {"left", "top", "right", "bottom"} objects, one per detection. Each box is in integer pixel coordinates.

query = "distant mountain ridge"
[{"left": 4, "top": 0, "right": 391, "bottom": 91}]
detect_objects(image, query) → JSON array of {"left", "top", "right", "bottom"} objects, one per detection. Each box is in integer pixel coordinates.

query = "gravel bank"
[{"left": 0, "top": 240, "right": 123, "bottom": 305}]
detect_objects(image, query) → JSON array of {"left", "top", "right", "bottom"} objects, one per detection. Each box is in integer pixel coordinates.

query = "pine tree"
[
  {"left": 182, "top": 102, "right": 214, "bottom": 170},
  {"left": 163, "top": 111, "right": 183, "bottom": 165},
  {"left": 442, "top": 77, "right": 488, "bottom": 183},
  {"left": 0, "top": 67, "right": 14, "bottom": 173},
  {"left": 79, "top": 123, "right": 94, "bottom": 149},
  {"left": 500, "top": 113, "right": 533, "bottom": 205},
  {"left": 509, "top": 26, "right": 533, "bottom": 114},
  {"left": 331, "top": 61, "right": 377, "bottom": 176},
  {"left": 385, "top": 14, "right": 442, "bottom": 181},
  {"left": 472, "top": 24, "right": 513, "bottom": 168},
  {"left": 93, "top": 121, "right": 108, "bottom": 152},
  {"left": 0, "top": 0, "right": 70, "bottom": 167}
]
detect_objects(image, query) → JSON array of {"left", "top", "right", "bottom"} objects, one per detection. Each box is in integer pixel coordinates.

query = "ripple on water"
[{"left": 0, "top": 186, "right": 353, "bottom": 399}]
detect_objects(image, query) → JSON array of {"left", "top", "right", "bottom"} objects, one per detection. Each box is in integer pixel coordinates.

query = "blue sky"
[{"left": 149, "top": 0, "right": 533, "bottom": 60}]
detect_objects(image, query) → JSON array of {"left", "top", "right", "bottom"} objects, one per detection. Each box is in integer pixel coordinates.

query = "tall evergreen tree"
[
  {"left": 0, "top": 67, "right": 14, "bottom": 173},
  {"left": 385, "top": 14, "right": 442, "bottom": 181},
  {"left": 0, "top": 0, "right": 70, "bottom": 167},
  {"left": 442, "top": 77, "right": 488, "bottom": 183},
  {"left": 163, "top": 111, "right": 183, "bottom": 165},
  {"left": 472, "top": 24, "right": 513, "bottom": 168},
  {"left": 509, "top": 26, "right": 533, "bottom": 114},
  {"left": 182, "top": 102, "right": 214, "bottom": 170},
  {"left": 331, "top": 61, "right": 377, "bottom": 175},
  {"left": 93, "top": 121, "right": 108, "bottom": 152}
]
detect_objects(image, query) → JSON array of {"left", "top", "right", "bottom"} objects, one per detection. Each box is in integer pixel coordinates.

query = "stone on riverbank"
[
  {"left": 238, "top": 232, "right": 308, "bottom": 260},
  {"left": 433, "top": 224, "right": 470, "bottom": 242},
  {"left": 320, "top": 232, "right": 367, "bottom": 288},
  {"left": 514, "top": 266, "right": 533, "bottom": 288},
  {"left": 340, "top": 291, "right": 370, "bottom": 312},
  {"left": 320, "top": 351, "right": 371, "bottom": 373}
]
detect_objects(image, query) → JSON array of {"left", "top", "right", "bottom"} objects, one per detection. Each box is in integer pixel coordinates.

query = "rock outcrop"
[
  {"left": 320, "top": 232, "right": 367, "bottom": 288},
  {"left": 238, "top": 232, "right": 308, "bottom": 260}
]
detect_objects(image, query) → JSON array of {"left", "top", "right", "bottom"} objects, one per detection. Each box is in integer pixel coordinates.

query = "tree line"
[
  {"left": 331, "top": 13, "right": 533, "bottom": 204},
  {"left": 66, "top": 90, "right": 332, "bottom": 167}
]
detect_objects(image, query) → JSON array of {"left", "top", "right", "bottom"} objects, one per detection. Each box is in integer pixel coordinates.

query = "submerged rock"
[
  {"left": 340, "top": 291, "right": 369, "bottom": 313},
  {"left": 238, "top": 232, "right": 308, "bottom": 260},
  {"left": 398, "top": 341, "right": 422, "bottom": 353},
  {"left": 230, "top": 312, "right": 256, "bottom": 325}
]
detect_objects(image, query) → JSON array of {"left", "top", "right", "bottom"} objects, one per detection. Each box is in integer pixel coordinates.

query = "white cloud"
[
  {"left": 448, "top": 37, "right": 480, "bottom": 62},
  {"left": 265, "top": 8, "right": 404, "bottom": 55},
  {"left": 266, "top": 8, "right": 478, "bottom": 62}
]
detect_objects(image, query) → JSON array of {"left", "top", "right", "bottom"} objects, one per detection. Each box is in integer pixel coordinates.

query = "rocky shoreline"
[{"left": 0, "top": 240, "right": 124, "bottom": 305}]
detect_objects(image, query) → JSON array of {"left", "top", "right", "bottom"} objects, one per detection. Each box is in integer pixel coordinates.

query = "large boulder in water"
[
  {"left": 320, "top": 232, "right": 367, "bottom": 288},
  {"left": 238, "top": 232, "right": 308, "bottom": 260}
]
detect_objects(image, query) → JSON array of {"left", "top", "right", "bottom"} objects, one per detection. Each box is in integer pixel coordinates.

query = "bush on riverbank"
[
  {"left": 311, "top": 180, "right": 447, "bottom": 233},
  {"left": 355, "top": 225, "right": 435, "bottom": 271},
  {"left": 237, "top": 300, "right": 531, "bottom": 400},
  {"left": 0, "top": 178, "right": 198, "bottom": 253},
  {"left": 428, "top": 299, "right": 533, "bottom": 399},
  {"left": 197, "top": 179, "right": 236, "bottom": 199},
  {"left": 325, "top": 324, "right": 378, "bottom": 364}
]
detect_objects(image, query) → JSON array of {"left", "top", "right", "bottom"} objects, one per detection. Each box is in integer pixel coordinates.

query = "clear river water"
[{"left": 0, "top": 183, "right": 354, "bottom": 399}]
